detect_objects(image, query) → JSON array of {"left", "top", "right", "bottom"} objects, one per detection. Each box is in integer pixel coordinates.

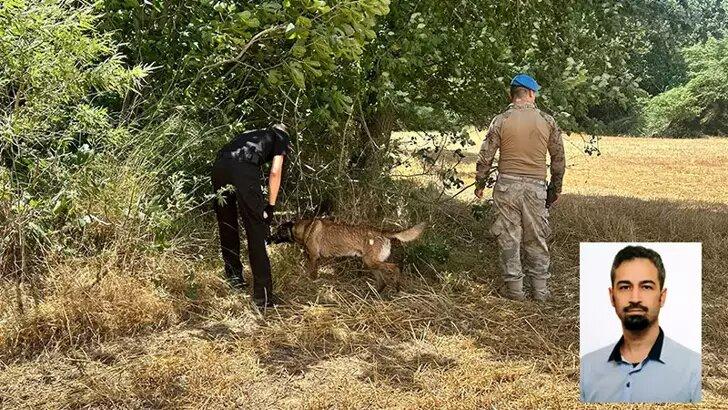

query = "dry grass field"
[
  {"left": 430, "top": 132, "right": 728, "bottom": 206},
  {"left": 1, "top": 133, "right": 727, "bottom": 409},
  {"left": 559, "top": 136, "right": 728, "bottom": 205}
]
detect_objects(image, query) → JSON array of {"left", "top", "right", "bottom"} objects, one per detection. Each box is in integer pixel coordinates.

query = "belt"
[
  {"left": 498, "top": 173, "right": 547, "bottom": 186},
  {"left": 218, "top": 151, "right": 240, "bottom": 160},
  {"left": 217, "top": 151, "right": 262, "bottom": 166}
]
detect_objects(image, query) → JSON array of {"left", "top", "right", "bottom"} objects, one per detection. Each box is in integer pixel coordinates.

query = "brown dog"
[{"left": 270, "top": 219, "right": 426, "bottom": 292}]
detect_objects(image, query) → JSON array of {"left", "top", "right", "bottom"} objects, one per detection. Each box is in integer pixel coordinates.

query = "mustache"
[{"left": 623, "top": 303, "right": 648, "bottom": 313}]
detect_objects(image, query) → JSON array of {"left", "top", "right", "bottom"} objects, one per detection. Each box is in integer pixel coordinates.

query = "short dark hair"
[
  {"left": 510, "top": 86, "right": 530, "bottom": 99},
  {"left": 610, "top": 245, "right": 666, "bottom": 289}
]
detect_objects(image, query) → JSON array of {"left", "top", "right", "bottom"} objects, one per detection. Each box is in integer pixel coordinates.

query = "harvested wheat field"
[{"left": 2, "top": 135, "right": 727, "bottom": 409}]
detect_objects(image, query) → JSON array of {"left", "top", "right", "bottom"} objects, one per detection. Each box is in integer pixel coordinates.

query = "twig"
[{"left": 186, "top": 24, "right": 285, "bottom": 93}]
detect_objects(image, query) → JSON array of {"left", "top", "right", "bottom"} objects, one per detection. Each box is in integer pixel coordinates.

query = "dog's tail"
[{"left": 386, "top": 223, "right": 426, "bottom": 242}]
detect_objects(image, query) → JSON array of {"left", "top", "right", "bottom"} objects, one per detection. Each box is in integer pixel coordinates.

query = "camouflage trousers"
[{"left": 490, "top": 173, "right": 552, "bottom": 299}]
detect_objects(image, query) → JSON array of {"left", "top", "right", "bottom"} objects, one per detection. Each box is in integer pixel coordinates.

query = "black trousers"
[{"left": 211, "top": 157, "right": 272, "bottom": 300}]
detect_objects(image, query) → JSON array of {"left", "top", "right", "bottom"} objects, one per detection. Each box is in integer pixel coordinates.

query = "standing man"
[
  {"left": 580, "top": 245, "right": 701, "bottom": 403},
  {"left": 212, "top": 123, "right": 290, "bottom": 308},
  {"left": 474, "top": 74, "right": 565, "bottom": 301}
]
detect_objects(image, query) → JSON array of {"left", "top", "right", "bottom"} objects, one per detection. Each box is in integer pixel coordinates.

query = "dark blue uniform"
[{"left": 212, "top": 128, "right": 289, "bottom": 304}]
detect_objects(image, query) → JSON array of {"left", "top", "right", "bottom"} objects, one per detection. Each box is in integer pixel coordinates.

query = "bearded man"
[{"left": 580, "top": 245, "right": 701, "bottom": 403}]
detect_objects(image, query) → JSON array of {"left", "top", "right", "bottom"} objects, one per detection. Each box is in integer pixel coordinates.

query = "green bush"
[
  {"left": 403, "top": 235, "right": 450, "bottom": 268},
  {"left": 642, "top": 37, "right": 728, "bottom": 137},
  {"left": 0, "top": 0, "right": 148, "bottom": 273}
]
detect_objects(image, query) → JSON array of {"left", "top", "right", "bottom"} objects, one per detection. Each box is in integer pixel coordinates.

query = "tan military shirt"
[{"left": 475, "top": 102, "right": 566, "bottom": 192}]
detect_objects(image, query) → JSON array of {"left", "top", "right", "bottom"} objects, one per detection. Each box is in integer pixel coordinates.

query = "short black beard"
[{"left": 623, "top": 314, "right": 650, "bottom": 331}]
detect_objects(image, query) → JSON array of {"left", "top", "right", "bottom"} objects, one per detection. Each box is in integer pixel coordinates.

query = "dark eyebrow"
[{"left": 616, "top": 280, "right": 656, "bottom": 286}]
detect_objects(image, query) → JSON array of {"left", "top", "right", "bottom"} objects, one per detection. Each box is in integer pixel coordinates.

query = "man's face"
[{"left": 609, "top": 258, "right": 666, "bottom": 332}]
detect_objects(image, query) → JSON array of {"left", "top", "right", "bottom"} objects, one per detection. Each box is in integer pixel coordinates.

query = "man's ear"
[
  {"left": 609, "top": 287, "right": 615, "bottom": 308},
  {"left": 660, "top": 287, "right": 667, "bottom": 307}
]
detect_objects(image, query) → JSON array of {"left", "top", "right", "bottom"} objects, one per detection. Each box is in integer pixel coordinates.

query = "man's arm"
[
  {"left": 545, "top": 117, "right": 565, "bottom": 207},
  {"left": 474, "top": 117, "right": 501, "bottom": 196},
  {"left": 547, "top": 119, "right": 565, "bottom": 193},
  {"left": 263, "top": 155, "right": 284, "bottom": 223},
  {"left": 267, "top": 155, "right": 284, "bottom": 206}
]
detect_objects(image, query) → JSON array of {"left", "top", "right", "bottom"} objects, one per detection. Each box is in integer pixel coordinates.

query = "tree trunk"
[{"left": 353, "top": 106, "right": 396, "bottom": 178}]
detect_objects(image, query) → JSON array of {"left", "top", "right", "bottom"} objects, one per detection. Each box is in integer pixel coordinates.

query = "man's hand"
[
  {"left": 475, "top": 187, "right": 484, "bottom": 199},
  {"left": 263, "top": 204, "right": 275, "bottom": 224},
  {"left": 546, "top": 186, "right": 559, "bottom": 208}
]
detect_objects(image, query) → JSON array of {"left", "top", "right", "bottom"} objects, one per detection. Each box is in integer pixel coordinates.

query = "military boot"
[
  {"left": 532, "top": 279, "right": 550, "bottom": 302},
  {"left": 498, "top": 280, "right": 526, "bottom": 301}
]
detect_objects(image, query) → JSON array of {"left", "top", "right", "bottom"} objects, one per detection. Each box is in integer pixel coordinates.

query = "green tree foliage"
[
  {"left": 96, "top": 0, "right": 389, "bottom": 137},
  {"left": 628, "top": 0, "right": 726, "bottom": 96},
  {"left": 643, "top": 37, "right": 728, "bottom": 137},
  {"left": 0, "top": 0, "right": 148, "bottom": 273},
  {"left": 362, "top": 0, "right": 647, "bottom": 136},
  {"left": 589, "top": 0, "right": 727, "bottom": 134}
]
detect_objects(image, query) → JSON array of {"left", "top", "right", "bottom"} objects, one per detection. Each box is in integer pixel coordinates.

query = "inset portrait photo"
[{"left": 579, "top": 242, "right": 702, "bottom": 404}]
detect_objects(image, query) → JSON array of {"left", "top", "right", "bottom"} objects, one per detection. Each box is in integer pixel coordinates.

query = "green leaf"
[
  {"left": 288, "top": 63, "right": 305, "bottom": 89},
  {"left": 267, "top": 69, "right": 282, "bottom": 85},
  {"left": 292, "top": 44, "right": 307, "bottom": 58},
  {"left": 296, "top": 16, "right": 312, "bottom": 29}
]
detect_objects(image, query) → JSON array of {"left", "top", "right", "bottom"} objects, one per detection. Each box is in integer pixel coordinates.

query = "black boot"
[
  {"left": 253, "top": 293, "right": 282, "bottom": 309},
  {"left": 228, "top": 276, "right": 248, "bottom": 291}
]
